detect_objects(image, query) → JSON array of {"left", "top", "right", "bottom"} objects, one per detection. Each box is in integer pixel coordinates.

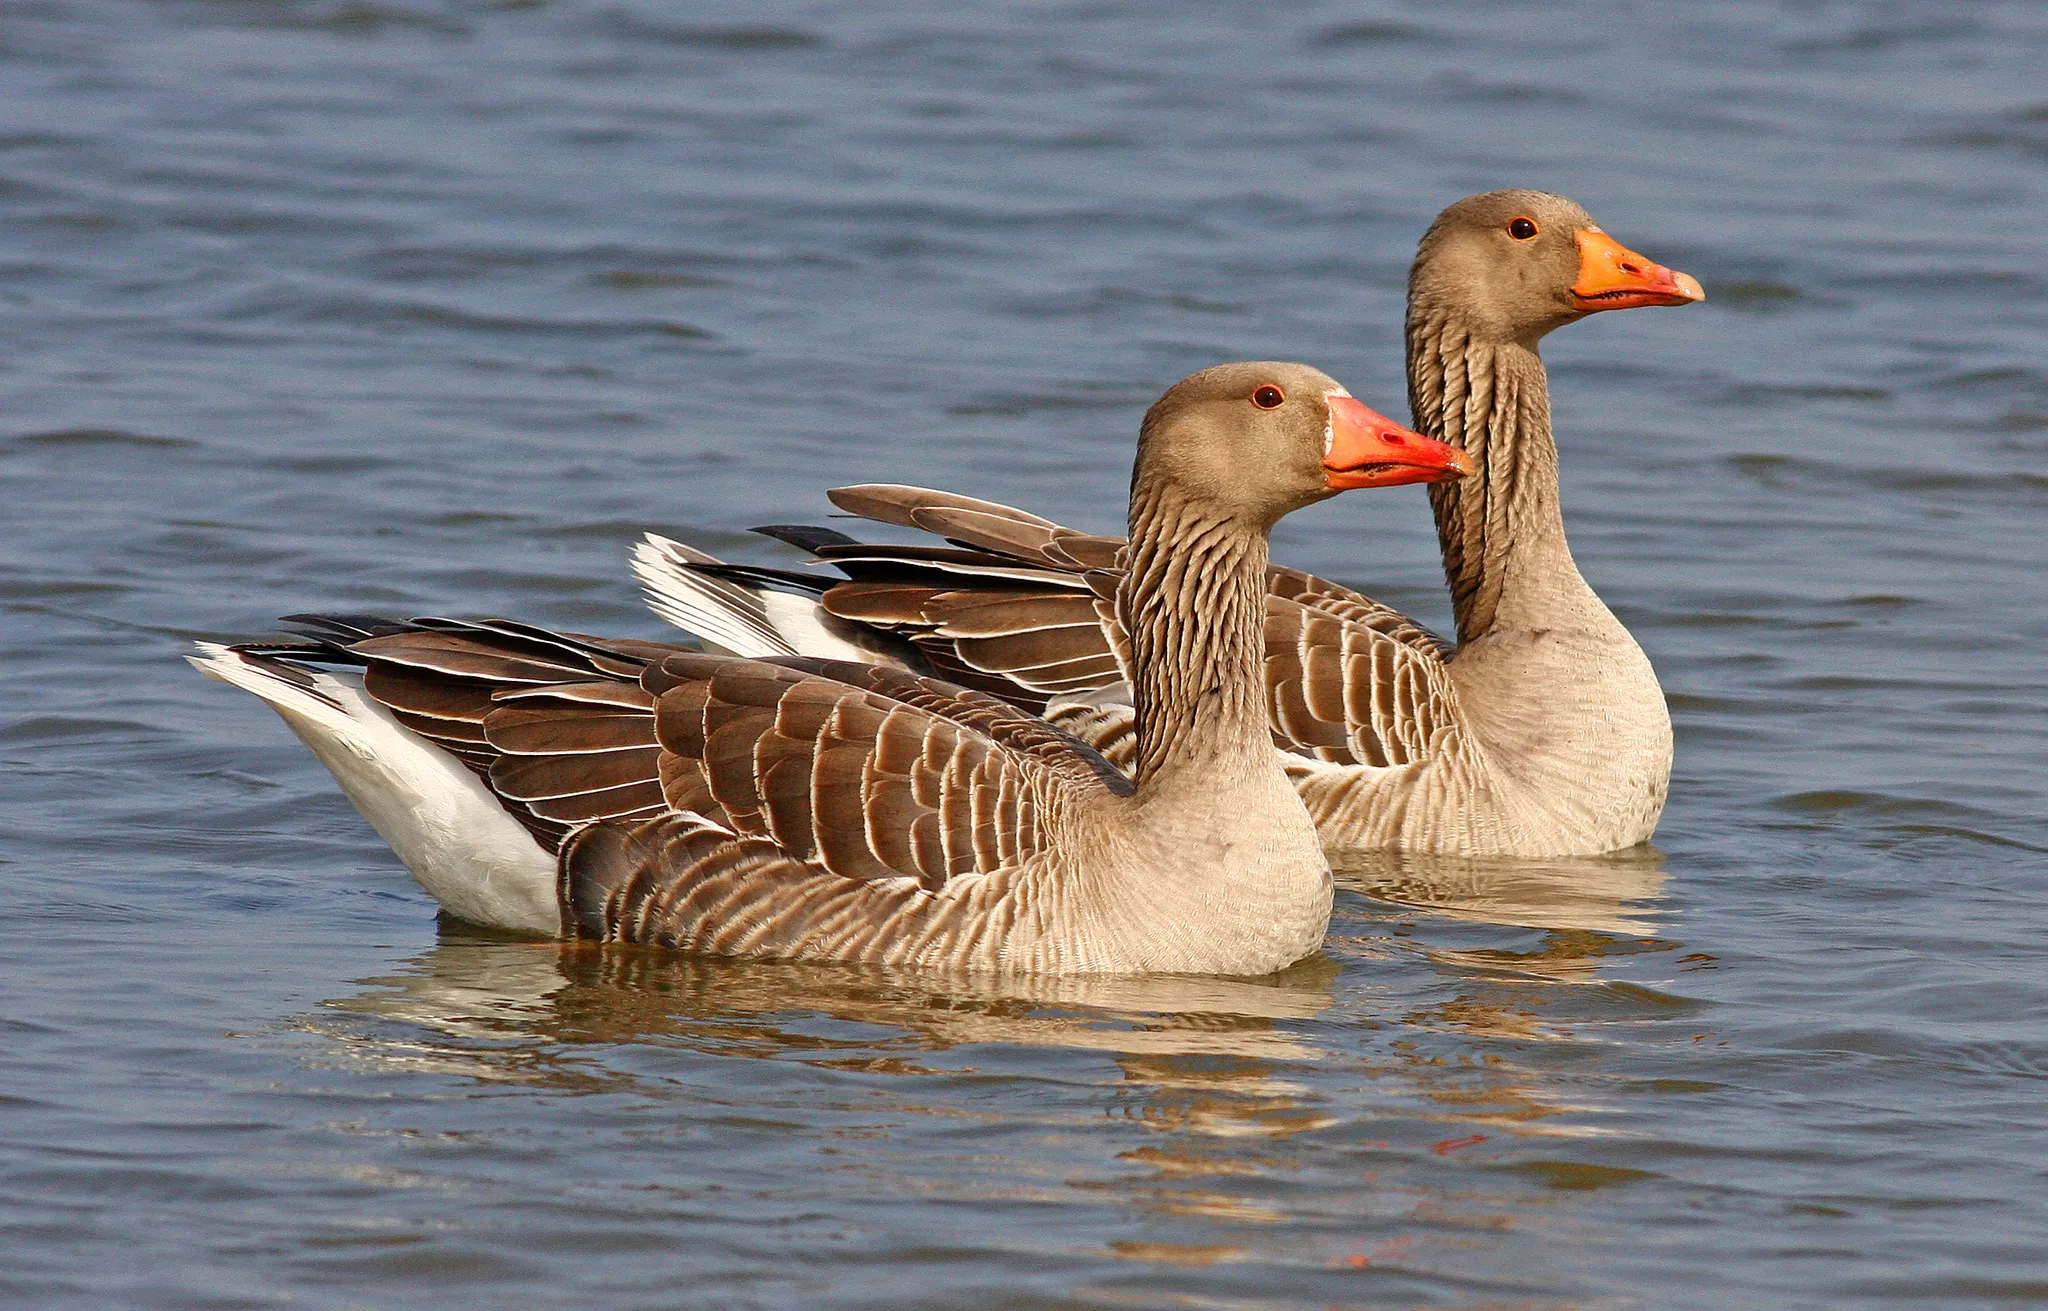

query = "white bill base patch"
[{"left": 1321, "top": 385, "right": 1352, "bottom": 457}]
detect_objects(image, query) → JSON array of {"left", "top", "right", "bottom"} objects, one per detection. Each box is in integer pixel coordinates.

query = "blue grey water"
[{"left": 1, "top": 1, "right": 2044, "bottom": 1306}]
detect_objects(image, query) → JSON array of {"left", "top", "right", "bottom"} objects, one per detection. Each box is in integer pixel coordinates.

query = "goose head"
[
  {"left": 1134, "top": 361, "right": 1474, "bottom": 528},
  {"left": 1411, "top": 190, "right": 1703, "bottom": 344}
]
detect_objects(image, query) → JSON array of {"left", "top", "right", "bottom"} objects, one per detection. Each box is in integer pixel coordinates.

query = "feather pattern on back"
[
  {"left": 642, "top": 484, "right": 1466, "bottom": 776},
  {"left": 216, "top": 614, "right": 1145, "bottom": 960}
]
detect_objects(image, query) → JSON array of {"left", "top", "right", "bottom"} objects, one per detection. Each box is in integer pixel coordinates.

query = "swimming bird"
[
  {"left": 634, "top": 191, "right": 1701, "bottom": 858},
  {"left": 190, "top": 363, "right": 1472, "bottom": 974}
]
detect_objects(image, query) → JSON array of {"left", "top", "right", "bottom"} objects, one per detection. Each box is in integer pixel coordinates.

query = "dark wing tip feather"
[
  {"left": 279, "top": 613, "right": 416, "bottom": 642},
  {"left": 751, "top": 523, "right": 863, "bottom": 552},
  {"left": 689, "top": 561, "right": 833, "bottom": 598},
  {"left": 221, "top": 636, "right": 367, "bottom": 667}
]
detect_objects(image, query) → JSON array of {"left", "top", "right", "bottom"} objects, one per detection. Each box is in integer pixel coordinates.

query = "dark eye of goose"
[
  {"left": 1508, "top": 216, "right": 1539, "bottom": 241},
  {"left": 1251, "top": 385, "right": 1285, "bottom": 409}
]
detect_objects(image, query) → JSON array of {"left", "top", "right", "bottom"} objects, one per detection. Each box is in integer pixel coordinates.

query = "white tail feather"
[
  {"left": 633, "top": 532, "right": 909, "bottom": 666},
  {"left": 632, "top": 535, "right": 799, "bottom": 658},
  {"left": 187, "top": 644, "right": 560, "bottom": 935}
]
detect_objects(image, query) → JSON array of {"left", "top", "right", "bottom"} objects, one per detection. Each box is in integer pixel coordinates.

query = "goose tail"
[
  {"left": 186, "top": 642, "right": 562, "bottom": 935},
  {"left": 633, "top": 531, "right": 918, "bottom": 667}
]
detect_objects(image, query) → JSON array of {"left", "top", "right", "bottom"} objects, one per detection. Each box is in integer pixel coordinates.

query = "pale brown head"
[
  {"left": 1410, "top": 190, "right": 1703, "bottom": 343},
  {"left": 1134, "top": 361, "right": 1473, "bottom": 527}
]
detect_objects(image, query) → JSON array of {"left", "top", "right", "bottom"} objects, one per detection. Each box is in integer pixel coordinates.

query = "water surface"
[{"left": 3, "top": 1, "right": 2046, "bottom": 1307}]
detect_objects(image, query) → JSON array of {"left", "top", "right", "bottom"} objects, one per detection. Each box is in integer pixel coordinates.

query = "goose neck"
[
  {"left": 1407, "top": 311, "right": 1586, "bottom": 644},
  {"left": 1118, "top": 482, "right": 1274, "bottom": 795}
]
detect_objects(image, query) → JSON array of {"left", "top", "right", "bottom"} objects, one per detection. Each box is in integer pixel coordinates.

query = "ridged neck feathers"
[
  {"left": 1407, "top": 311, "right": 1582, "bottom": 646},
  {"left": 1118, "top": 478, "right": 1274, "bottom": 792}
]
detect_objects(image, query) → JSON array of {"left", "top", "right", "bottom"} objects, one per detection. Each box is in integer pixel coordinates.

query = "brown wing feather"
[
  {"left": 261, "top": 616, "right": 1128, "bottom": 959},
  {"left": 1043, "top": 700, "right": 1137, "bottom": 776},
  {"left": 825, "top": 485, "right": 1118, "bottom": 574},
  {"left": 524, "top": 783, "right": 668, "bottom": 825},
  {"left": 1255, "top": 591, "right": 1458, "bottom": 769},
  {"left": 485, "top": 706, "right": 658, "bottom": 755},
  {"left": 818, "top": 582, "right": 1124, "bottom": 708},
  {"left": 826, "top": 484, "right": 1065, "bottom": 535},
  {"left": 920, "top": 590, "right": 1101, "bottom": 639},
  {"left": 807, "top": 492, "right": 1461, "bottom": 771},
  {"left": 559, "top": 813, "right": 845, "bottom": 955},
  {"left": 489, "top": 746, "right": 663, "bottom": 801},
  {"left": 335, "top": 620, "right": 679, "bottom": 847},
  {"left": 1267, "top": 566, "right": 1452, "bottom": 661},
  {"left": 559, "top": 811, "right": 990, "bottom": 963},
  {"left": 647, "top": 652, "right": 1125, "bottom": 892}
]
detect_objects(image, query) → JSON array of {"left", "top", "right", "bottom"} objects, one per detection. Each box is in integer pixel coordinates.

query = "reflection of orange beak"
[
  {"left": 1323, "top": 395, "right": 1475, "bottom": 490},
  {"left": 1572, "top": 229, "right": 1705, "bottom": 312}
]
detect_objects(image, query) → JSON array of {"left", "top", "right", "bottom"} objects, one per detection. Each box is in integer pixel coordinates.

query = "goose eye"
[
  {"left": 1508, "top": 216, "right": 1539, "bottom": 241},
  {"left": 1251, "top": 385, "right": 1285, "bottom": 409}
]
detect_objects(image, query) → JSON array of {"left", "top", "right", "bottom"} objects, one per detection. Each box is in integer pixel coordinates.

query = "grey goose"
[{"left": 192, "top": 364, "right": 1471, "bottom": 974}]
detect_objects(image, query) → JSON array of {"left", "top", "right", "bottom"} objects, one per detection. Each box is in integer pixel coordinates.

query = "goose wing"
[
  {"left": 735, "top": 485, "right": 1461, "bottom": 769},
  {"left": 562, "top": 653, "right": 1128, "bottom": 962},
  {"left": 639, "top": 651, "right": 1129, "bottom": 889},
  {"left": 801, "top": 484, "right": 1128, "bottom": 707},
  {"left": 265, "top": 614, "right": 675, "bottom": 848},
  {"left": 271, "top": 615, "right": 1126, "bottom": 887},
  {"left": 1259, "top": 576, "right": 1458, "bottom": 769}
]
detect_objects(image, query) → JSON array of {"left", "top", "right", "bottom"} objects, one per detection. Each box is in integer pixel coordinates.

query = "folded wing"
[
  {"left": 650, "top": 484, "right": 1462, "bottom": 770},
  {"left": 249, "top": 616, "right": 1131, "bottom": 950}
]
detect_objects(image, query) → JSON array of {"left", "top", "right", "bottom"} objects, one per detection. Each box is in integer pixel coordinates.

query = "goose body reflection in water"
[
  {"left": 1334, "top": 845, "right": 1671, "bottom": 939},
  {"left": 329, "top": 932, "right": 1347, "bottom": 1073},
  {"left": 293, "top": 908, "right": 1689, "bottom": 1292}
]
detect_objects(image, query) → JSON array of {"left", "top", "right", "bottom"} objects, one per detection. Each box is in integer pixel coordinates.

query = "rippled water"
[{"left": 4, "top": 1, "right": 2046, "bottom": 1306}]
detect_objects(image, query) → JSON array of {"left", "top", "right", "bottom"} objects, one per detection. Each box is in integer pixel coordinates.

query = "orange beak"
[
  {"left": 1571, "top": 229, "right": 1705, "bottom": 312},
  {"left": 1323, "top": 395, "right": 1475, "bottom": 490}
]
